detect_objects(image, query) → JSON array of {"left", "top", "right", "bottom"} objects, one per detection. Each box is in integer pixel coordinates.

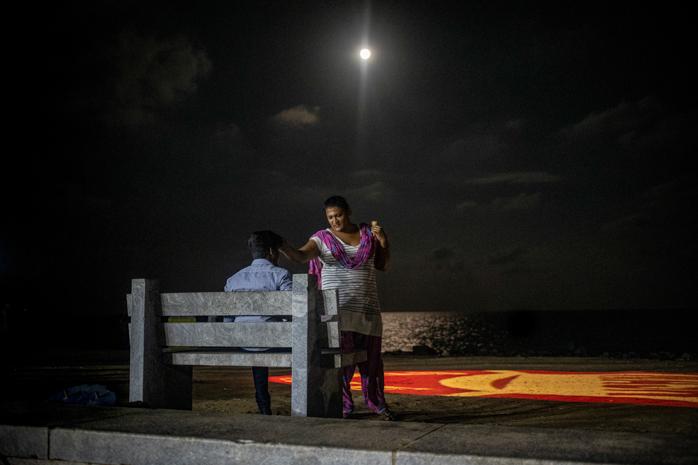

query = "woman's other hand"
[{"left": 371, "top": 220, "right": 388, "bottom": 248}]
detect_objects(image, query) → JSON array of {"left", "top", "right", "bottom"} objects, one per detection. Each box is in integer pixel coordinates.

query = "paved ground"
[
  {"left": 4, "top": 402, "right": 697, "bottom": 465},
  {"left": 4, "top": 353, "right": 697, "bottom": 436}
]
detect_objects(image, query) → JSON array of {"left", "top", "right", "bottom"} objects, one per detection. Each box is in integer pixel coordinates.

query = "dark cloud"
[
  {"left": 440, "top": 134, "right": 507, "bottom": 165},
  {"left": 456, "top": 200, "right": 478, "bottom": 210},
  {"left": 426, "top": 247, "right": 466, "bottom": 274},
  {"left": 455, "top": 192, "right": 543, "bottom": 214},
  {"left": 106, "top": 31, "right": 212, "bottom": 126},
  {"left": 491, "top": 192, "right": 542, "bottom": 211},
  {"left": 432, "top": 248, "right": 455, "bottom": 261},
  {"left": 488, "top": 247, "right": 528, "bottom": 266},
  {"left": 431, "top": 120, "right": 527, "bottom": 174},
  {"left": 345, "top": 181, "right": 393, "bottom": 204},
  {"left": 561, "top": 97, "right": 662, "bottom": 142},
  {"left": 601, "top": 176, "right": 697, "bottom": 237},
  {"left": 556, "top": 96, "right": 695, "bottom": 167},
  {"left": 349, "top": 169, "right": 384, "bottom": 180},
  {"left": 212, "top": 122, "right": 243, "bottom": 145},
  {"left": 466, "top": 171, "right": 562, "bottom": 185}
]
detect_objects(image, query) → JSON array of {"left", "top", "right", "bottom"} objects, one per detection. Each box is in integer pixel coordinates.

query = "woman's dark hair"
[{"left": 324, "top": 195, "right": 350, "bottom": 212}]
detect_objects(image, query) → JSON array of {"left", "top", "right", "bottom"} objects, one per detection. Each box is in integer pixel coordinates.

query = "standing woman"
[{"left": 279, "top": 195, "right": 395, "bottom": 420}]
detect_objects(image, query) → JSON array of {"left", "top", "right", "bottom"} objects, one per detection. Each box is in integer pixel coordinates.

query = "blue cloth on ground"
[{"left": 49, "top": 384, "right": 116, "bottom": 406}]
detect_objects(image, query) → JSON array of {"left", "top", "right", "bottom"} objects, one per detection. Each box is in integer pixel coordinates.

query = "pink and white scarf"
[{"left": 308, "top": 223, "right": 375, "bottom": 288}]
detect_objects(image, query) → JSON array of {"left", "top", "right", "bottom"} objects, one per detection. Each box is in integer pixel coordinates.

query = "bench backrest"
[{"left": 126, "top": 277, "right": 339, "bottom": 350}]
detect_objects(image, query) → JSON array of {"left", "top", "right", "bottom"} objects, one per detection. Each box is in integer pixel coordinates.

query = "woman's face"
[{"left": 325, "top": 206, "right": 350, "bottom": 232}]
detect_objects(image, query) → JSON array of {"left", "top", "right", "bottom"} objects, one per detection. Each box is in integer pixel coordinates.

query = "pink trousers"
[{"left": 340, "top": 331, "right": 387, "bottom": 415}]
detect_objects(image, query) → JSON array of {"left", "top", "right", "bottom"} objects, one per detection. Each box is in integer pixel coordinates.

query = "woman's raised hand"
[{"left": 371, "top": 220, "right": 388, "bottom": 248}]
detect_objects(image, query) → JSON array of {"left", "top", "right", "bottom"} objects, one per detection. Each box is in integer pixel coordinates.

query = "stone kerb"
[{"left": 0, "top": 424, "right": 49, "bottom": 459}]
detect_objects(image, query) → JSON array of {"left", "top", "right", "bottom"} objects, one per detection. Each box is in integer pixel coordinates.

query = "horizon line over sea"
[{"left": 381, "top": 307, "right": 696, "bottom": 313}]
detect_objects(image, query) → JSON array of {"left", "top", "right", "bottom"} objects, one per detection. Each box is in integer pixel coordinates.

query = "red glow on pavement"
[{"left": 268, "top": 370, "right": 698, "bottom": 408}]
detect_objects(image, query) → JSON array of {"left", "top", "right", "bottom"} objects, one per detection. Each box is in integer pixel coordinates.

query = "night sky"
[{"left": 4, "top": 1, "right": 696, "bottom": 318}]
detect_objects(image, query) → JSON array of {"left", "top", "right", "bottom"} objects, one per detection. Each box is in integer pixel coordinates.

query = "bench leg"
[
  {"left": 292, "top": 274, "right": 343, "bottom": 417},
  {"left": 292, "top": 361, "right": 343, "bottom": 418},
  {"left": 311, "top": 367, "right": 343, "bottom": 417},
  {"left": 129, "top": 278, "right": 192, "bottom": 409}
]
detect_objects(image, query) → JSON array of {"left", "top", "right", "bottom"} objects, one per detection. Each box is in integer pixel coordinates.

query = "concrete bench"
[{"left": 126, "top": 274, "right": 365, "bottom": 417}]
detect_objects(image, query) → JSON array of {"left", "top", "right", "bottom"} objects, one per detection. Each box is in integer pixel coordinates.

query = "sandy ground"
[{"left": 4, "top": 354, "right": 697, "bottom": 436}]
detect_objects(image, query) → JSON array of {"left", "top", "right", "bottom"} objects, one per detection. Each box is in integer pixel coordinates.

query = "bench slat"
[
  {"left": 126, "top": 292, "right": 293, "bottom": 316},
  {"left": 164, "top": 322, "right": 291, "bottom": 347},
  {"left": 127, "top": 291, "right": 335, "bottom": 318},
  {"left": 162, "top": 292, "right": 293, "bottom": 316},
  {"left": 168, "top": 351, "right": 292, "bottom": 367},
  {"left": 166, "top": 350, "right": 365, "bottom": 369}
]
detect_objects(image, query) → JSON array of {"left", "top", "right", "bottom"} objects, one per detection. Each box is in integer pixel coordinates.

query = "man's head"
[{"left": 248, "top": 230, "right": 283, "bottom": 263}]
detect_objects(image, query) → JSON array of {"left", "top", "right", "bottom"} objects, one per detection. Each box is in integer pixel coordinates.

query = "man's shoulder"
[
  {"left": 269, "top": 264, "right": 291, "bottom": 274},
  {"left": 233, "top": 264, "right": 257, "bottom": 274},
  {"left": 253, "top": 260, "right": 290, "bottom": 275},
  {"left": 229, "top": 263, "right": 289, "bottom": 277}
]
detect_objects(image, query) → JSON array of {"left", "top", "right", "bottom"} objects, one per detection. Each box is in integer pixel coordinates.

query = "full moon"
[{"left": 360, "top": 48, "right": 372, "bottom": 60}]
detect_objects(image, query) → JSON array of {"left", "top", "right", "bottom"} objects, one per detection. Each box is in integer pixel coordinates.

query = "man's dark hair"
[
  {"left": 248, "top": 230, "right": 283, "bottom": 259},
  {"left": 324, "top": 195, "right": 351, "bottom": 212}
]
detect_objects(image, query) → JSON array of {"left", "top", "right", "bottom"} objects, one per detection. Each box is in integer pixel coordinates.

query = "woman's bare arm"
[
  {"left": 374, "top": 241, "right": 390, "bottom": 271},
  {"left": 279, "top": 238, "right": 320, "bottom": 264},
  {"left": 372, "top": 225, "right": 390, "bottom": 271}
]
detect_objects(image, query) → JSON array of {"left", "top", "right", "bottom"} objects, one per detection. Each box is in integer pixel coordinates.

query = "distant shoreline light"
[{"left": 359, "top": 48, "right": 372, "bottom": 60}]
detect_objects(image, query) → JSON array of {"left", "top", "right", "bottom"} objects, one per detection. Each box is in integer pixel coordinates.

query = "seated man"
[{"left": 224, "top": 230, "right": 292, "bottom": 415}]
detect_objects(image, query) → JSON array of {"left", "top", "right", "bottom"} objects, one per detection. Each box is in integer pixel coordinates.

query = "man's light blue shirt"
[
  {"left": 224, "top": 258, "right": 292, "bottom": 292},
  {"left": 223, "top": 259, "right": 292, "bottom": 351}
]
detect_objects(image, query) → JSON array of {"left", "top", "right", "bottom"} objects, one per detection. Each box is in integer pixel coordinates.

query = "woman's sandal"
[{"left": 379, "top": 408, "right": 396, "bottom": 421}]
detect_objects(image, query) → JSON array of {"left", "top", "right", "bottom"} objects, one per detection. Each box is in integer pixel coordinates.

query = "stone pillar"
[
  {"left": 129, "top": 279, "right": 192, "bottom": 409},
  {"left": 317, "top": 288, "right": 343, "bottom": 417},
  {"left": 291, "top": 274, "right": 342, "bottom": 417}
]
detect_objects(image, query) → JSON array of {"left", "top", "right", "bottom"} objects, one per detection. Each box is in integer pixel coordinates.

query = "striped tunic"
[{"left": 310, "top": 231, "right": 382, "bottom": 337}]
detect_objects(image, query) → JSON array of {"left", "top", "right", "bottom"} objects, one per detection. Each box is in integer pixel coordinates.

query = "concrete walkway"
[{"left": 2, "top": 401, "right": 697, "bottom": 465}]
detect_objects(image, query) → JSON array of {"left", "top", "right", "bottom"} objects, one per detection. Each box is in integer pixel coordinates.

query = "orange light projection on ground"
[{"left": 269, "top": 370, "right": 698, "bottom": 408}]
